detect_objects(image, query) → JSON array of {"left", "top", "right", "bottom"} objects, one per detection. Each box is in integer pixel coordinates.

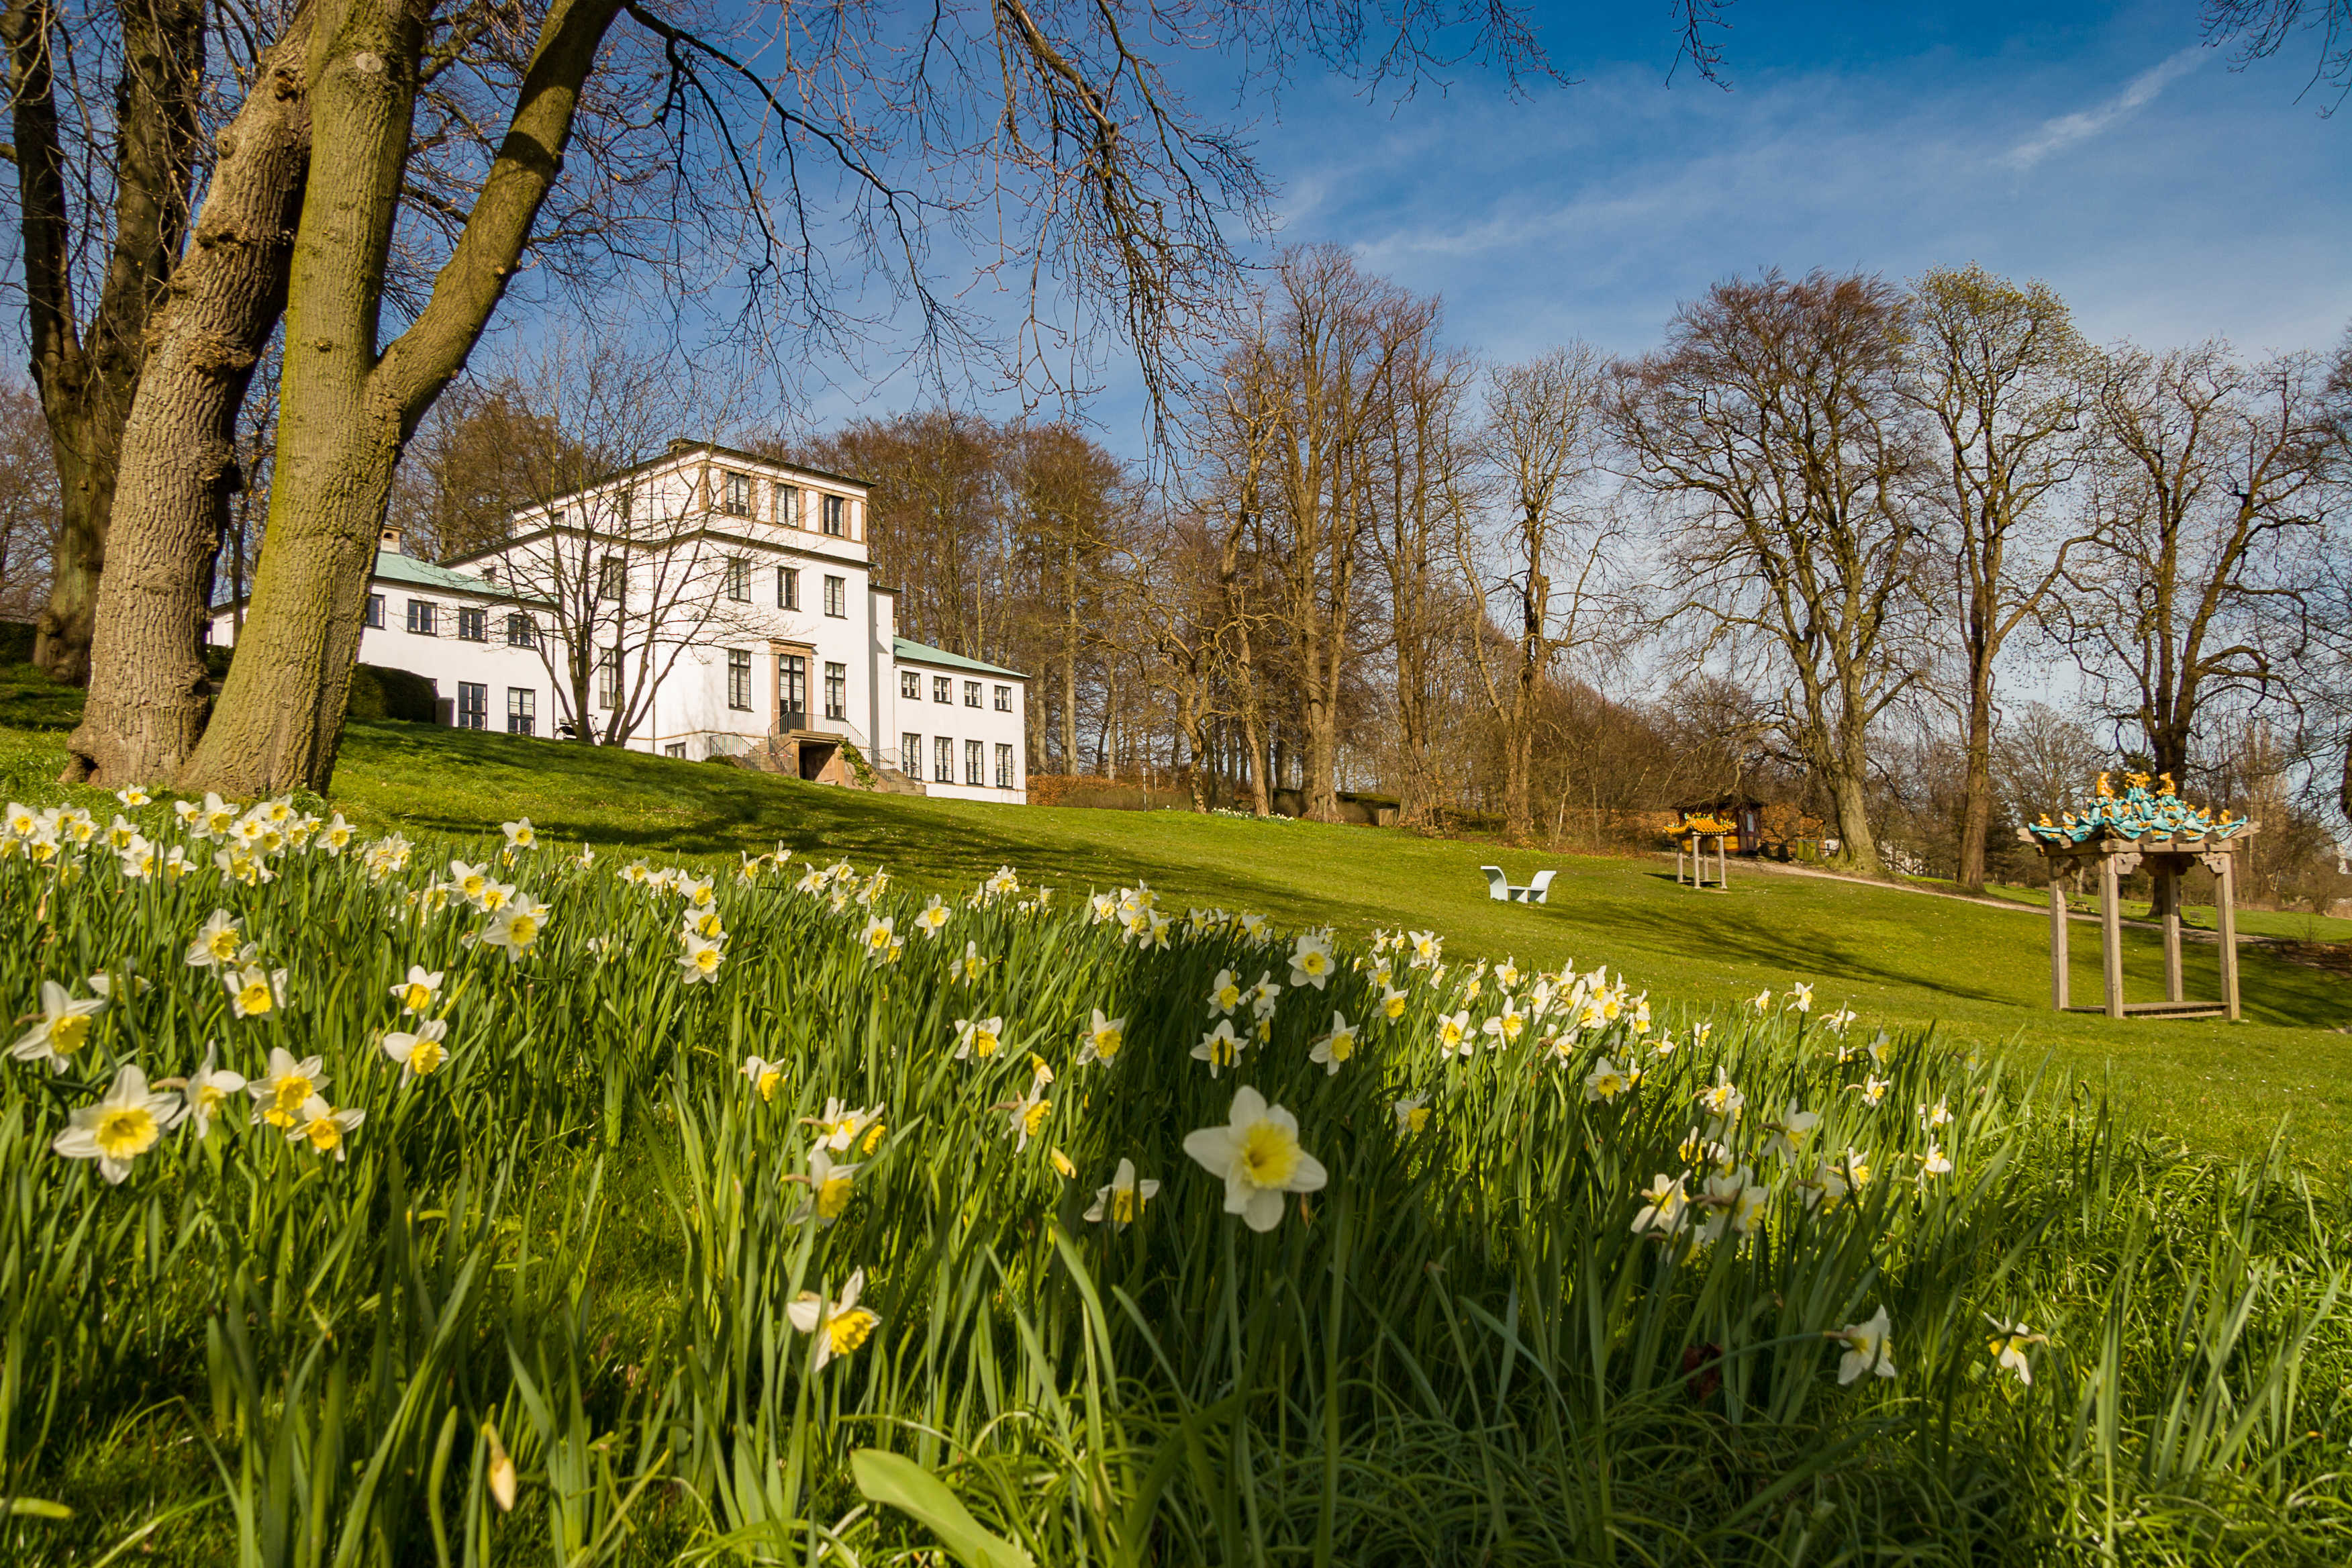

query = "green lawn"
[{"left": 7, "top": 661, "right": 2351, "bottom": 1167}]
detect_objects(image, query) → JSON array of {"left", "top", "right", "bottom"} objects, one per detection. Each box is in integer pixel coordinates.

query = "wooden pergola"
[{"left": 2021, "top": 776, "right": 2257, "bottom": 1022}]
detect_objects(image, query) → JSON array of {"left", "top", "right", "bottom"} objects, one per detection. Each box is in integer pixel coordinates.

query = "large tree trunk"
[
  {"left": 1826, "top": 716, "right": 1881, "bottom": 875},
  {"left": 1955, "top": 665, "right": 1994, "bottom": 891},
  {"left": 66, "top": 19, "right": 313, "bottom": 785},
  {"left": 6, "top": 0, "right": 207, "bottom": 681},
  {"left": 177, "top": 0, "right": 624, "bottom": 794}
]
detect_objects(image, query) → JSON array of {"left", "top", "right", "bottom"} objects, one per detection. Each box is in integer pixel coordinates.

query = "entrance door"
[{"left": 777, "top": 654, "right": 807, "bottom": 732}]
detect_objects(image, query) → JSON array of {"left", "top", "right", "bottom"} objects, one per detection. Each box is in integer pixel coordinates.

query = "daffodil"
[
  {"left": 1632, "top": 1173, "right": 1689, "bottom": 1238},
  {"left": 1407, "top": 930, "right": 1440, "bottom": 968},
  {"left": 176, "top": 1045, "right": 248, "bottom": 1136},
  {"left": 794, "top": 1148, "right": 859, "bottom": 1226},
  {"left": 1289, "top": 933, "right": 1334, "bottom": 991},
  {"left": 1003, "top": 1085, "right": 1052, "bottom": 1150},
  {"left": 1076, "top": 1009, "right": 1125, "bottom": 1067},
  {"left": 1760, "top": 1101, "right": 1820, "bottom": 1161},
  {"left": 287, "top": 1094, "right": 366, "bottom": 1160},
  {"left": 1700, "top": 1167, "right": 1769, "bottom": 1242},
  {"left": 315, "top": 814, "right": 356, "bottom": 856},
  {"left": 1206, "top": 968, "right": 1243, "bottom": 1016},
  {"left": 1379, "top": 985, "right": 1408, "bottom": 1021},
  {"left": 1857, "top": 1075, "right": 1889, "bottom": 1108},
  {"left": 861, "top": 915, "right": 901, "bottom": 965},
  {"left": 1920, "top": 1097, "right": 1951, "bottom": 1130},
  {"left": 1831, "top": 1306, "right": 1896, "bottom": 1384},
  {"left": 115, "top": 783, "right": 151, "bottom": 807},
  {"left": 807, "top": 1098, "right": 884, "bottom": 1154},
  {"left": 1787, "top": 981, "right": 1814, "bottom": 1013},
  {"left": 1191, "top": 1019, "right": 1244, "bottom": 1077},
  {"left": 1308, "top": 1013, "right": 1358, "bottom": 1075},
  {"left": 248, "top": 1048, "right": 327, "bottom": 1129},
  {"left": 681, "top": 905, "right": 726, "bottom": 941},
  {"left": 446, "top": 859, "right": 493, "bottom": 908},
  {"left": 501, "top": 817, "right": 536, "bottom": 850},
  {"left": 1983, "top": 1316, "right": 2047, "bottom": 1385},
  {"left": 1434, "top": 1009, "right": 1472, "bottom": 1057},
  {"left": 391, "top": 965, "right": 443, "bottom": 1014},
  {"left": 185, "top": 908, "right": 243, "bottom": 969},
  {"left": 787, "top": 1269, "right": 880, "bottom": 1369},
  {"left": 1248, "top": 974, "right": 1281, "bottom": 1019},
  {"left": 677, "top": 932, "right": 725, "bottom": 984},
  {"left": 954, "top": 941, "right": 989, "bottom": 983},
  {"left": 1182, "top": 1085, "right": 1327, "bottom": 1232},
  {"left": 1822, "top": 1006, "right": 1856, "bottom": 1034},
  {"left": 384, "top": 1019, "right": 450, "bottom": 1077},
  {"left": 1583, "top": 1057, "right": 1630, "bottom": 1103},
  {"left": 1393, "top": 1095, "right": 1430, "bottom": 1135},
  {"left": 1749, "top": 989, "right": 1772, "bottom": 1014},
  {"left": 741, "top": 1055, "right": 787, "bottom": 1102},
  {"left": 1480, "top": 1001, "right": 1526, "bottom": 1049},
  {"left": 10, "top": 979, "right": 106, "bottom": 1073},
  {"left": 1049, "top": 1147, "right": 1076, "bottom": 1179},
  {"left": 953, "top": 1016, "right": 1004, "bottom": 1061},
  {"left": 224, "top": 965, "right": 286, "bottom": 1020},
  {"left": 1920, "top": 1143, "right": 1953, "bottom": 1178},
  {"left": 1085, "top": 1158, "right": 1160, "bottom": 1228},
  {"left": 52, "top": 1064, "right": 181, "bottom": 1183},
  {"left": 1865, "top": 1031, "right": 1893, "bottom": 1068},
  {"left": 914, "top": 897, "right": 951, "bottom": 938}
]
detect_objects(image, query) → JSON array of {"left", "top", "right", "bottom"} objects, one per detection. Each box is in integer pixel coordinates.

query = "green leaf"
[{"left": 850, "top": 1450, "right": 1033, "bottom": 1568}]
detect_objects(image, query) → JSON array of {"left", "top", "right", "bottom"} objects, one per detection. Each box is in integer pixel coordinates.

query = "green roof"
[
  {"left": 893, "top": 637, "right": 1026, "bottom": 680},
  {"left": 372, "top": 550, "right": 496, "bottom": 593}
]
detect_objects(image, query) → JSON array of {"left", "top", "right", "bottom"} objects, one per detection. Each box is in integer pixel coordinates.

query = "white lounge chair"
[{"left": 1481, "top": 866, "right": 1557, "bottom": 904}]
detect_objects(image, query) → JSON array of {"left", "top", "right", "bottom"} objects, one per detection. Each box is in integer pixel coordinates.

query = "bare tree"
[
  {"left": 0, "top": 379, "right": 60, "bottom": 618},
  {"left": 1614, "top": 271, "right": 1926, "bottom": 874},
  {"left": 1460, "top": 342, "right": 1616, "bottom": 840},
  {"left": 1905, "top": 264, "right": 2095, "bottom": 889}
]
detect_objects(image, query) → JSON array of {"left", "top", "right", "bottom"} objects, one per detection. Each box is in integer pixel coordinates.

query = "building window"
[
  {"left": 777, "top": 566, "right": 799, "bottom": 609},
  {"left": 506, "top": 687, "right": 536, "bottom": 736},
  {"left": 458, "top": 606, "right": 487, "bottom": 642},
  {"left": 932, "top": 675, "right": 950, "bottom": 703},
  {"left": 505, "top": 613, "right": 534, "bottom": 647},
  {"left": 597, "top": 648, "right": 619, "bottom": 709},
  {"left": 725, "top": 557, "right": 749, "bottom": 601},
  {"left": 597, "top": 556, "right": 624, "bottom": 600},
  {"left": 665, "top": 741, "right": 687, "bottom": 758},
  {"left": 965, "top": 739, "right": 983, "bottom": 786},
  {"left": 934, "top": 735, "right": 951, "bottom": 783},
  {"left": 614, "top": 487, "right": 634, "bottom": 522},
  {"left": 727, "top": 649, "right": 752, "bottom": 710},
  {"left": 995, "top": 742, "right": 1014, "bottom": 789},
  {"left": 994, "top": 683, "right": 1012, "bottom": 712},
  {"left": 823, "top": 575, "right": 844, "bottom": 618},
  {"left": 963, "top": 680, "right": 981, "bottom": 707},
  {"left": 456, "top": 682, "right": 487, "bottom": 730},
  {"left": 900, "top": 670, "right": 919, "bottom": 699},
  {"left": 722, "top": 471, "right": 752, "bottom": 516},
  {"left": 822, "top": 494, "right": 845, "bottom": 536},
  {"left": 406, "top": 599, "right": 436, "bottom": 635},
  {"left": 823, "top": 661, "right": 846, "bottom": 721},
  {"left": 364, "top": 594, "right": 385, "bottom": 628},
  {"left": 779, "top": 654, "right": 806, "bottom": 727},
  {"left": 902, "top": 732, "right": 921, "bottom": 773},
  {"left": 777, "top": 484, "right": 799, "bottom": 527}
]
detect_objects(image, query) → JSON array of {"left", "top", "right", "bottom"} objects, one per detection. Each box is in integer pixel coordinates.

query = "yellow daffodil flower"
[
  {"left": 52, "top": 1063, "right": 181, "bottom": 1183},
  {"left": 1183, "top": 1085, "right": 1327, "bottom": 1232}
]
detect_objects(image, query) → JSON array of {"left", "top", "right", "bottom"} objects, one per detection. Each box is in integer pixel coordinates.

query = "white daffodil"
[
  {"left": 1822, "top": 1007, "right": 1856, "bottom": 1034},
  {"left": 247, "top": 1048, "right": 328, "bottom": 1129},
  {"left": 315, "top": 814, "right": 357, "bottom": 856},
  {"left": 1407, "top": 930, "right": 1440, "bottom": 969},
  {"left": 1698, "top": 1067, "right": 1745, "bottom": 1122},
  {"left": 384, "top": 1019, "right": 450, "bottom": 1077},
  {"left": 1920, "top": 1097, "right": 1952, "bottom": 1130},
  {"left": 1379, "top": 985, "right": 1409, "bottom": 1022},
  {"left": 681, "top": 905, "right": 726, "bottom": 941},
  {"left": 1248, "top": 974, "right": 1281, "bottom": 1020},
  {"left": 1003, "top": 1083, "right": 1052, "bottom": 1150},
  {"left": 224, "top": 965, "right": 287, "bottom": 1020},
  {"left": 679, "top": 874, "right": 716, "bottom": 908},
  {"left": 1761, "top": 1101, "right": 1821, "bottom": 1161},
  {"left": 177, "top": 1045, "right": 248, "bottom": 1136},
  {"left": 1857, "top": 1075, "right": 1890, "bottom": 1108},
  {"left": 1583, "top": 1057, "right": 1630, "bottom": 1103},
  {"left": 786, "top": 1269, "right": 879, "bottom": 1369},
  {"left": 287, "top": 1095, "right": 365, "bottom": 1161},
  {"left": 1434, "top": 1009, "right": 1472, "bottom": 1057},
  {"left": 10, "top": 979, "right": 107, "bottom": 1073},
  {"left": 1749, "top": 989, "right": 1772, "bottom": 1014},
  {"left": 794, "top": 1148, "right": 859, "bottom": 1227},
  {"left": 1832, "top": 1306, "right": 1896, "bottom": 1385},
  {"left": 1206, "top": 968, "right": 1244, "bottom": 1017},
  {"left": 474, "top": 879, "right": 517, "bottom": 914},
  {"left": 1308, "top": 1013, "right": 1359, "bottom": 1075},
  {"left": 1076, "top": 1010, "right": 1126, "bottom": 1068},
  {"left": 1787, "top": 982, "right": 1814, "bottom": 1014},
  {"left": 1919, "top": 1143, "right": 1953, "bottom": 1179},
  {"left": 52, "top": 1064, "right": 181, "bottom": 1183},
  {"left": 914, "top": 897, "right": 951, "bottom": 938},
  {"left": 1700, "top": 1167, "right": 1769, "bottom": 1242},
  {"left": 1481, "top": 1002, "right": 1526, "bottom": 1050},
  {"left": 1085, "top": 1158, "right": 1160, "bottom": 1228},
  {"left": 1632, "top": 1173, "right": 1689, "bottom": 1238},
  {"left": 1865, "top": 1031, "right": 1893, "bottom": 1068},
  {"left": 954, "top": 941, "right": 988, "bottom": 983},
  {"left": 1191, "top": 1019, "right": 1244, "bottom": 1077},
  {"left": 953, "top": 1016, "right": 1004, "bottom": 1061},
  {"left": 860, "top": 916, "right": 901, "bottom": 965},
  {"left": 1393, "top": 1095, "right": 1430, "bottom": 1135},
  {"left": 1983, "top": 1316, "right": 2047, "bottom": 1385},
  {"left": 446, "top": 859, "right": 493, "bottom": 908},
  {"left": 390, "top": 965, "right": 443, "bottom": 1014},
  {"left": 1182, "top": 1085, "right": 1327, "bottom": 1232},
  {"left": 1289, "top": 934, "right": 1335, "bottom": 991},
  {"left": 741, "top": 1055, "right": 786, "bottom": 1103},
  {"left": 501, "top": 817, "right": 536, "bottom": 850},
  {"left": 115, "top": 783, "right": 151, "bottom": 807},
  {"left": 807, "top": 1098, "right": 886, "bottom": 1155},
  {"left": 185, "top": 908, "right": 243, "bottom": 969},
  {"left": 677, "top": 932, "right": 725, "bottom": 984}
]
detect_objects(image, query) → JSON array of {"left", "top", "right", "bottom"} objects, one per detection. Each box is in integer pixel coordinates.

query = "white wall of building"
[{"left": 893, "top": 656, "right": 1027, "bottom": 803}]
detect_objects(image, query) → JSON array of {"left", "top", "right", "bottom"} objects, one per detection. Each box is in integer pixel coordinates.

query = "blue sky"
[{"left": 771, "top": 0, "right": 2348, "bottom": 446}]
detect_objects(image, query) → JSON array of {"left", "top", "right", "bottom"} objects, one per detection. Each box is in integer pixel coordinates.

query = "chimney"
[{"left": 379, "top": 525, "right": 404, "bottom": 555}]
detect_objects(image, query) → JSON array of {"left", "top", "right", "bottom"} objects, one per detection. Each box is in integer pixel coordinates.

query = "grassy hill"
[{"left": 7, "top": 660, "right": 2351, "bottom": 1165}]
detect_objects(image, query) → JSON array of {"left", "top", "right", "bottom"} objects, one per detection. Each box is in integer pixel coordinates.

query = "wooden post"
[
  {"left": 2099, "top": 850, "right": 2125, "bottom": 1020},
  {"left": 2216, "top": 850, "right": 2241, "bottom": 1022},
  {"left": 2049, "top": 857, "right": 2069, "bottom": 1011},
  {"left": 2159, "top": 859, "right": 2184, "bottom": 1003},
  {"left": 1676, "top": 840, "right": 1687, "bottom": 885},
  {"left": 1718, "top": 833, "right": 1729, "bottom": 888}
]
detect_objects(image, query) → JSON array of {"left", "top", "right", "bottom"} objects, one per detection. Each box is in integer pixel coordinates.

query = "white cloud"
[{"left": 2004, "top": 45, "right": 2210, "bottom": 170}]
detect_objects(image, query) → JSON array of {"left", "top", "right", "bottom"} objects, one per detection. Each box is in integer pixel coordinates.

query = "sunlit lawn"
[{"left": 6, "top": 661, "right": 2350, "bottom": 1167}]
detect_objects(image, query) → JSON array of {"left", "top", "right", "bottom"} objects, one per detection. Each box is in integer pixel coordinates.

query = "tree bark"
[
  {"left": 66, "top": 15, "right": 313, "bottom": 784},
  {"left": 6, "top": 0, "right": 206, "bottom": 681},
  {"left": 178, "top": 0, "right": 625, "bottom": 794}
]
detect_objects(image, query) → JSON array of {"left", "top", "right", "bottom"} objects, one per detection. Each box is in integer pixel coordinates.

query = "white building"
[{"left": 206, "top": 440, "right": 1030, "bottom": 803}]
